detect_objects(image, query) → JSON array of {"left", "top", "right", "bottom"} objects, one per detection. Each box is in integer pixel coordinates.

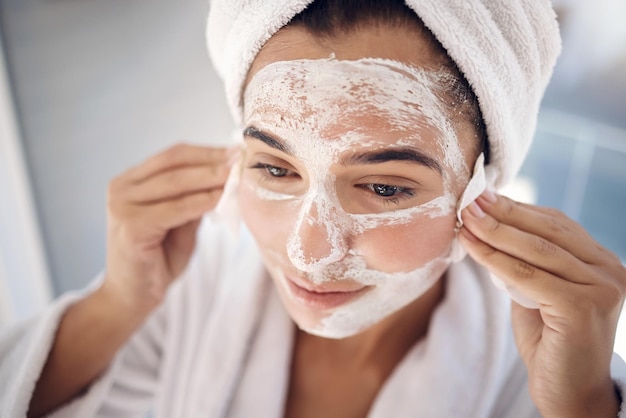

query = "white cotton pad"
[
  {"left": 450, "top": 153, "right": 539, "bottom": 309},
  {"left": 448, "top": 153, "right": 486, "bottom": 263},
  {"left": 455, "top": 153, "right": 487, "bottom": 226}
]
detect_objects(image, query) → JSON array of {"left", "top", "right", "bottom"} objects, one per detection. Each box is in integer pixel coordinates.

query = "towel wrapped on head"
[{"left": 206, "top": 0, "right": 561, "bottom": 190}]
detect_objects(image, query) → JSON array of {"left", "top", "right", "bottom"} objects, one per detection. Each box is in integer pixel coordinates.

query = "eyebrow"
[
  {"left": 243, "top": 126, "right": 292, "bottom": 155},
  {"left": 243, "top": 125, "right": 442, "bottom": 174},
  {"left": 345, "top": 148, "right": 443, "bottom": 174}
]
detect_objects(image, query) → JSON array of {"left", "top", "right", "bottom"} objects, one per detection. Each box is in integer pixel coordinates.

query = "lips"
[{"left": 284, "top": 274, "right": 370, "bottom": 310}]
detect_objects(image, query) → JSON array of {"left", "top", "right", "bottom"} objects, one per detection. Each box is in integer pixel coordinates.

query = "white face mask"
[{"left": 237, "top": 58, "right": 482, "bottom": 339}]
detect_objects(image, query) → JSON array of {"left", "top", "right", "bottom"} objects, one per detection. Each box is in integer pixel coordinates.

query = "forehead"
[
  {"left": 246, "top": 58, "right": 447, "bottom": 112},
  {"left": 244, "top": 58, "right": 464, "bottom": 167}
]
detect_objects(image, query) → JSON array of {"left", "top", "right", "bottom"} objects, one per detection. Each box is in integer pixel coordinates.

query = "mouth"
[{"left": 285, "top": 275, "right": 370, "bottom": 310}]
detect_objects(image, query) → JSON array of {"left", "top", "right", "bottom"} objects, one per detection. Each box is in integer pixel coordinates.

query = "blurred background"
[{"left": 0, "top": 0, "right": 625, "bottom": 357}]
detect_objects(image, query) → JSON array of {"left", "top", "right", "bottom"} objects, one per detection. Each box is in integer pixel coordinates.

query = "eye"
[
  {"left": 366, "top": 183, "right": 414, "bottom": 198},
  {"left": 248, "top": 162, "right": 299, "bottom": 180},
  {"left": 265, "top": 165, "right": 288, "bottom": 177},
  {"left": 369, "top": 184, "right": 400, "bottom": 197}
]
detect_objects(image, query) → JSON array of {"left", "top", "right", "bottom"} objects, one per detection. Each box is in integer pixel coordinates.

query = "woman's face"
[{"left": 237, "top": 25, "right": 478, "bottom": 338}]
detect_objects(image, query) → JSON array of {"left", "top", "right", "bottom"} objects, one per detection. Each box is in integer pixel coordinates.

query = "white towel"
[{"left": 206, "top": 0, "right": 561, "bottom": 189}]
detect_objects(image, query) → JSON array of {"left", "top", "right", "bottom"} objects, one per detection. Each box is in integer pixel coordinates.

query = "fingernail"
[
  {"left": 468, "top": 201, "right": 485, "bottom": 218},
  {"left": 481, "top": 189, "right": 497, "bottom": 204}
]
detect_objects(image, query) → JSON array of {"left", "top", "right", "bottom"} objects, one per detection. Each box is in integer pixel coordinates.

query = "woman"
[{"left": 1, "top": 0, "right": 625, "bottom": 417}]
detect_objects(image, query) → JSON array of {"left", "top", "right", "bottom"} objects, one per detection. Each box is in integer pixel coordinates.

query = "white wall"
[
  {"left": 0, "top": 31, "right": 52, "bottom": 324},
  {"left": 0, "top": 0, "right": 234, "bottom": 295}
]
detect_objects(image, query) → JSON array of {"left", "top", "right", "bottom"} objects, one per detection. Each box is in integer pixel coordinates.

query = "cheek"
[
  {"left": 237, "top": 179, "right": 294, "bottom": 250},
  {"left": 355, "top": 214, "right": 457, "bottom": 273}
]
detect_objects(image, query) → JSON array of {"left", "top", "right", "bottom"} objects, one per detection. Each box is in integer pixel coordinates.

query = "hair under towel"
[{"left": 206, "top": 0, "right": 561, "bottom": 189}]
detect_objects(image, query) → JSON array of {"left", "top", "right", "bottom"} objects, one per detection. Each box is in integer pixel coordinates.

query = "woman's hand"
[
  {"left": 459, "top": 190, "right": 626, "bottom": 418},
  {"left": 103, "top": 143, "right": 236, "bottom": 314},
  {"left": 29, "top": 143, "right": 237, "bottom": 417}
]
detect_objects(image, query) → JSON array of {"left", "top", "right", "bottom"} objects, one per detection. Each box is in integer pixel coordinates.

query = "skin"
[
  {"left": 240, "top": 58, "right": 470, "bottom": 339},
  {"left": 27, "top": 21, "right": 625, "bottom": 418}
]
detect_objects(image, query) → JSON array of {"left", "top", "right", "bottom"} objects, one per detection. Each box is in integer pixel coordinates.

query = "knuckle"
[
  {"left": 565, "top": 289, "right": 595, "bottom": 315},
  {"left": 480, "top": 243, "right": 498, "bottom": 259},
  {"left": 122, "top": 225, "right": 145, "bottom": 248},
  {"left": 563, "top": 268, "right": 624, "bottom": 317},
  {"left": 107, "top": 189, "right": 124, "bottom": 216},
  {"left": 173, "top": 197, "right": 192, "bottom": 215},
  {"left": 107, "top": 176, "right": 137, "bottom": 218},
  {"left": 533, "top": 237, "right": 557, "bottom": 257},
  {"left": 603, "top": 248, "right": 624, "bottom": 269},
  {"left": 619, "top": 264, "right": 626, "bottom": 287},
  {"left": 163, "top": 170, "right": 183, "bottom": 188},
  {"left": 108, "top": 175, "right": 124, "bottom": 196},
  {"left": 174, "top": 193, "right": 206, "bottom": 216},
  {"left": 207, "top": 164, "right": 224, "bottom": 180},
  {"left": 216, "top": 161, "right": 231, "bottom": 176},
  {"left": 107, "top": 200, "right": 122, "bottom": 218},
  {"left": 513, "top": 260, "right": 536, "bottom": 279},
  {"left": 593, "top": 282, "right": 624, "bottom": 317},
  {"left": 547, "top": 215, "right": 570, "bottom": 234},
  {"left": 545, "top": 207, "right": 565, "bottom": 218},
  {"left": 606, "top": 264, "right": 626, "bottom": 298},
  {"left": 608, "top": 280, "right": 626, "bottom": 305},
  {"left": 116, "top": 204, "right": 136, "bottom": 223},
  {"left": 500, "top": 196, "right": 515, "bottom": 216},
  {"left": 486, "top": 218, "right": 502, "bottom": 234}
]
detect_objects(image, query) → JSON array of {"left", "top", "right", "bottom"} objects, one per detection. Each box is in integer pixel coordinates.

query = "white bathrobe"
[{"left": 1, "top": 219, "right": 625, "bottom": 418}]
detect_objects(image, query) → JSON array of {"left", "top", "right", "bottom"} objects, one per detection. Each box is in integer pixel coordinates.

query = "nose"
[{"left": 287, "top": 197, "right": 348, "bottom": 272}]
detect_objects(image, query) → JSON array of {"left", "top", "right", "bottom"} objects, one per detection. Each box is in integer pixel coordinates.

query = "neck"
[{"left": 295, "top": 273, "right": 447, "bottom": 377}]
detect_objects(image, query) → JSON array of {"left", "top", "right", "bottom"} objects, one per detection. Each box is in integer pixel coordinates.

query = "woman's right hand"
[
  {"left": 102, "top": 143, "right": 236, "bottom": 314},
  {"left": 28, "top": 143, "right": 237, "bottom": 418}
]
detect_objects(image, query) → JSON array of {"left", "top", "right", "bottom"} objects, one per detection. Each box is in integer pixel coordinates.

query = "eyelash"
[
  {"left": 249, "top": 163, "right": 416, "bottom": 206},
  {"left": 249, "top": 162, "right": 298, "bottom": 182},
  {"left": 360, "top": 184, "right": 416, "bottom": 206}
]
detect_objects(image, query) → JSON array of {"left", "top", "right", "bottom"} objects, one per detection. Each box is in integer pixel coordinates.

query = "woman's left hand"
[{"left": 459, "top": 190, "right": 626, "bottom": 418}]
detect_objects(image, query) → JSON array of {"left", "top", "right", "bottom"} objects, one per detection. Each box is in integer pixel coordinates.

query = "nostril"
[
  {"left": 286, "top": 196, "right": 350, "bottom": 272},
  {"left": 286, "top": 206, "right": 348, "bottom": 272},
  {"left": 286, "top": 229, "right": 347, "bottom": 273}
]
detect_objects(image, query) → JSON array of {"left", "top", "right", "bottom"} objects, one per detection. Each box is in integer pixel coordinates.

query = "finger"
[
  {"left": 126, "top": 164, "right": 231, "bottom": 204},
  {"left": 475, "top": 192, "right": 603, "bottom": 264},
  {"left": 124, "top": 144, "right": 236, "bottom": 183},
  {"left": 123, "top": 189, "right": 224, "bottom": 236},
  {"left": 463, "top": 223, "right": 620, "bottom": 338},
  {"left": 458, "top": 226, "right": 573, "bottom": 306},
  {"left": 461, "top": 201, "right": 591, "bottom": 285},
  {"left": 461, "top": 208, "right": 625, "bottom": 318}
]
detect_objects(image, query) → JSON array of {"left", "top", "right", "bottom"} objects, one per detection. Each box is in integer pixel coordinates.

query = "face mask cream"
[{"left": 239, "top": 58, "right": 481, "bottom": 338}]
